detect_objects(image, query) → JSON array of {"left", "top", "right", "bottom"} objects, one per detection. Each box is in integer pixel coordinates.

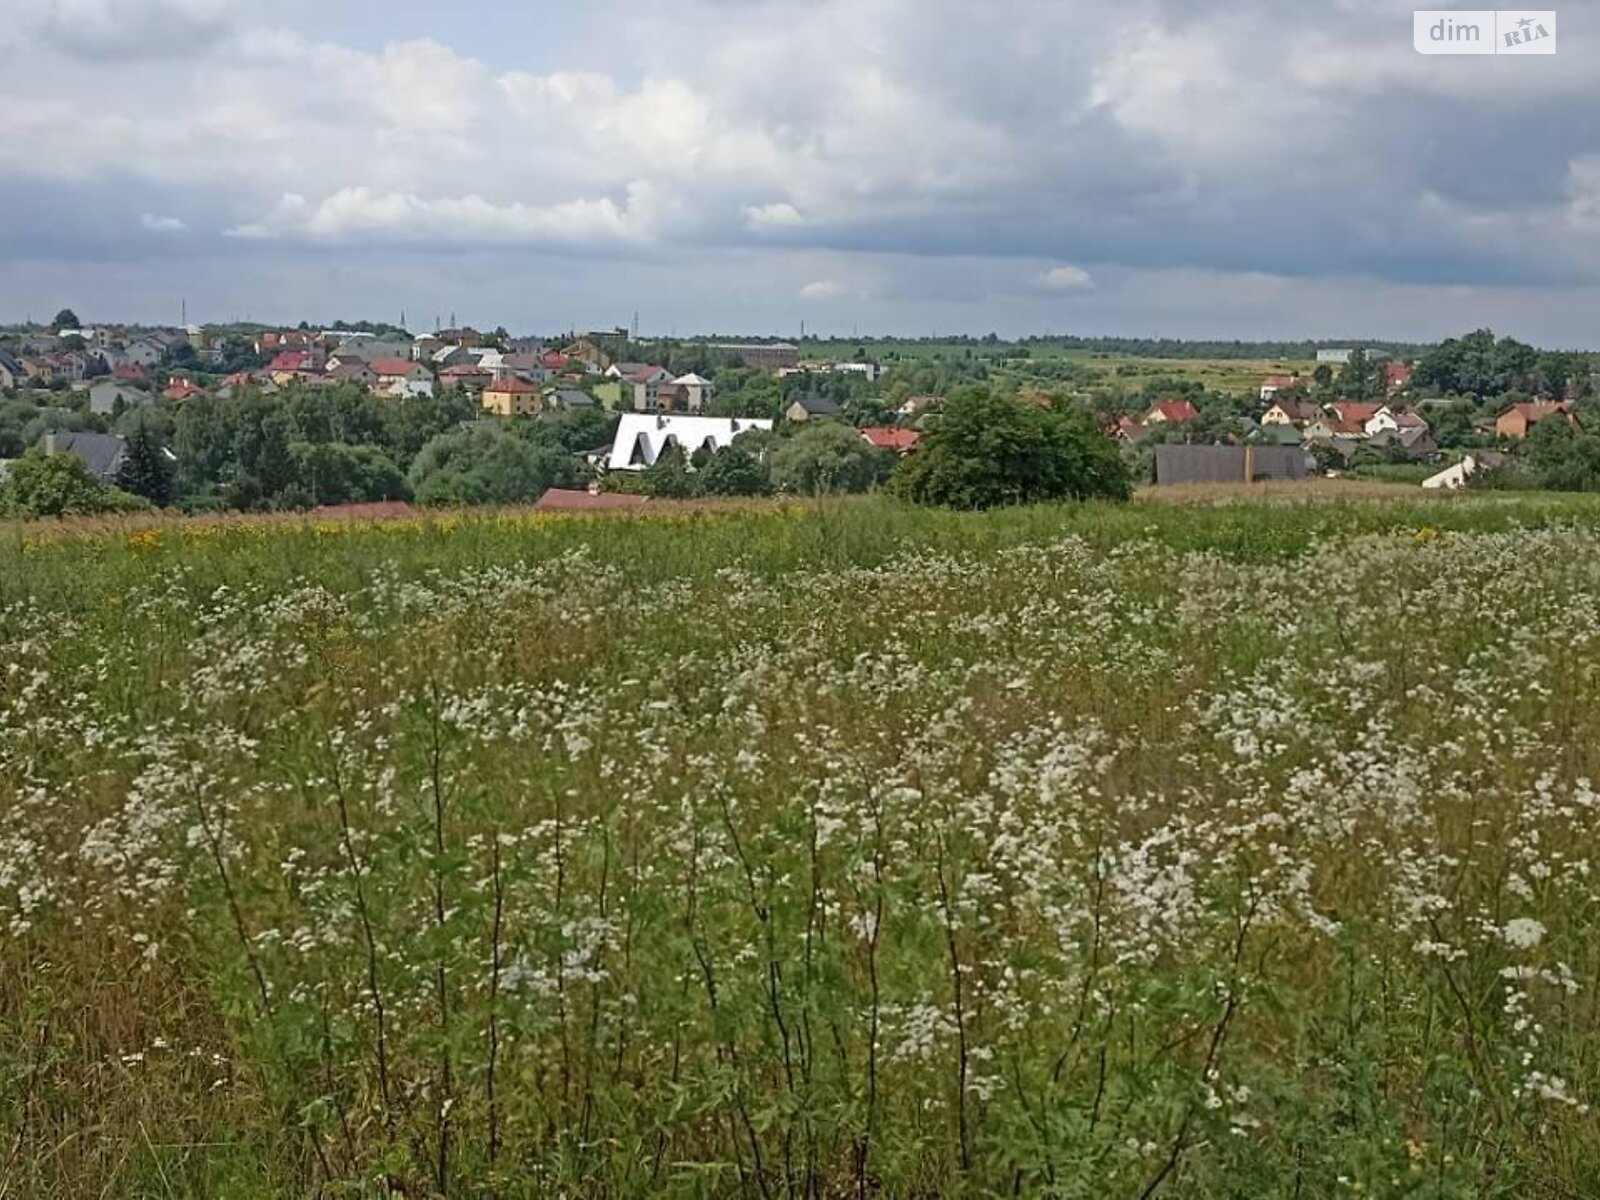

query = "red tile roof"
[
  {"left": 1149, "top": 399, "right": 1200, "bottom": 423},
  {"left": 860, "top": 427, "right": 922, "bottom": 452},
  {"left": 533, "top": 489, "right": 651, "bottom": 511},
  {"left": 484, "top": 375, "right": 540, "bottom": 394},
  {"left": 369, "top": 357, "right": 420, "bottom": 377}
]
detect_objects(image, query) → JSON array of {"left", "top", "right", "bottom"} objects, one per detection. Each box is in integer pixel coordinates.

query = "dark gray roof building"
[
  {"left": 38, "top": 430, "right": 128, "bottom": 483},
  {"left": 1154, "top": 444, "right": 1308, "bottom": 486}
]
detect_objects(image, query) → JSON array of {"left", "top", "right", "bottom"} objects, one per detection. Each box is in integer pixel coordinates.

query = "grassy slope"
[{"left": 4, "top": 496, "right": 1600, "bottom": 1197}]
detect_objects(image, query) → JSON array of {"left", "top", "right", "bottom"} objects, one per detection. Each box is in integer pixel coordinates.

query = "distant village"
[{"left": 0, "top": 315, "right": 1591, "bottom": 513}]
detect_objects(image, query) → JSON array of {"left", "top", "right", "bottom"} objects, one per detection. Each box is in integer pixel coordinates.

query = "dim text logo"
[{"left": 1414, "top": 10, "right": 1556, "bottom": 53}]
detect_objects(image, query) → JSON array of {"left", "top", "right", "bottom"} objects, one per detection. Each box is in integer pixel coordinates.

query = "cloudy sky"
[{"left": 2, "top": 0, "right": 1599, "bottom": 343}]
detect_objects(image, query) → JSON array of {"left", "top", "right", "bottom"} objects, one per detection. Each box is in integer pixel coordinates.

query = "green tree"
[
  {"left": 409, "top": 427, "right": 578, "bottom": 506},
  {"left": 641, "top": 445, "right": 697, "bottom": 498},
  {"left": 1337, "top": 349, "right": 1377, "bottom": 400},
  {"left": 116, "top": 422, "right": 177, "bottom": 507},
  {"left": 51, "top": 308, "right": 80, "bottom": 332},
  {"left": 891, "top": 387, "right": 1131, "bottom": 510},
  {"left": 292, "top": 442, "right": 410, "bottom": 506},
  {"left": 1523, "top": 419, "right": 1600, "bottom": 492},
  {"left": 174, "top": 394, "right": 234, "bottom": 496},
  {"left": 0, "top": 446, "right": 143, "bottom": 517},
  {"left": 769, "top": 422, "right": 890, "bottom": 495},
  {"left": 696, "top": 444, "right": 772, "bottom": 497}
]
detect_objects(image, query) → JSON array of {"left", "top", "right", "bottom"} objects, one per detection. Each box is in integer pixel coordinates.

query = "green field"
[{"left": 4, "top": 496, "right": 1600, "bottom": 1196}]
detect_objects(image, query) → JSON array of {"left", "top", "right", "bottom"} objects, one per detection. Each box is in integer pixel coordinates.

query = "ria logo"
[{"left": 1413, "top": 10, "right": 1557, "bottom": 54}]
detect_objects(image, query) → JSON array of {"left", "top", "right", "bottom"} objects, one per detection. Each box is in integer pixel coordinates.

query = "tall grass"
[{"left": 3, "top": 495, "right": 1600, "bottom": 1196}]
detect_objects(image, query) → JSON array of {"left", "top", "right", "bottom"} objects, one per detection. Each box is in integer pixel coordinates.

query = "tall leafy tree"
[
  {"left": 116, "top": 422, "right": 177, "bottom": 507},
  {"left": 0, "top": 447, "right": 138, "bottom": 517},
  {"left": 892, "top": 387, "right": 1130, "bottom": 510},
  {"left": 769, "top": 422, "right": 890, "bottom": 495},
  {"left": 409, "top": 427, "right": 578, "bottom": 505}
]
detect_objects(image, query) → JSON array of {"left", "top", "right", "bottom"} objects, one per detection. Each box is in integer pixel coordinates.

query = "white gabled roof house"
[{"left": 606, "top": 415, "right": 772, "bottom": 472}]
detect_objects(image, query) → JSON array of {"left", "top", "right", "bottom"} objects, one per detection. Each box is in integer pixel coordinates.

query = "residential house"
[
  {"left": 88, "top": 381, "right": 148, "bottom": 416},
  {"left": 369, "top": 358, "right": 434, "bottom": 396},
  {"left": 1261, "top": 398, "right": 1319, "bottom": 426},
  {"left": 860, "top": 427, "right": 921, "bottom": 454},
  {"left": 433, "top": 345, "right": 474, "bottom": 369},
  {"left": 1363, "top": 406, "right": 1400, "bottom": 437},
  {"left": 786, "top": 395, "right": 840, "bottom": 422},
  {"left": 1423, "top": 452, "right": 1505, "bottom": 490},
  {"left": 256, "top": 330, "right": 320, "bottom": 355},
  {"left": 897, "top": 394, "right": 942, "bottom": 419},
  {"left": 51, "top": 353, "right": 91, "bottom": 384},
  {"left": 1111, "top": 414, "right": 1152, "bottom": 443},
  {"left": 346, "top": 338, "right": 412, "bottom": 362},
  {"left": 606, "top": 361, "right": 653, "bottom": 380},
  {"left": 121, "top": 339, "right": 165, "bottom": 368},
  {"left": 0, "top": 351, "right": 23, "bottom": 390},
  {"left": 1302, "top": 416, "right": 1367, "bottom": 441},
  {"left": 481, "top": 376, "right": 543, "bottom": 417},
  {"left": 1249, "top": 423, "right": 1305, "bottom": 447},
  {"left": 1144, "top": 398, "right": 1201, "bottom": 426},
  {"left": 497, "top": 352, "right": 548, "bottom": 382},
  {"left": 506, "top": 336, "right": 544, "bottom": 357},
  {"left": 544, "top": 387, "right": 597, "bottom": 411},
  {"left": 626, "top": 367, "right": 675, "bottom": 412},
  {"left": 328, "top": 361, "right": 379, "bottom": 388},
  {"left": 1384, "top": 362, "right": 1414, "bottom": 394},
  {"left": 37, "top": 430, "right": 127, "bottom": 484},
  {"left": 606, "top": 415, "right": 773, "bottom": 471},
  {"left": 1327, "top": 401, "right": 1383, "bottom": 426},
  {"left": 163, "top": 378, "right": 204, "bottom": 402},
  {"left": 828, "top": 361, "right": 884, "bottom": 383},
  {"left": 1367, "top": 427, "right": 1439, "bottom": 459},
  {"left": 672, "top": 373, "right": 715, "bottom": 412},
  {"left": 1496, "top": 401, "right": 1577, "bottom": 440},
  {"left": 412, "top": 335, "right": 445, "bottom": 361},
  {"left": 1259, "top": 374, "right": 1302, "bottom": 402},
  {"left": 20, "top": 356, "right": 56, "bottom": 385},
  {"left": 440, "top": 365, "right": 493, "bottom": 394},
  {"left": 113, "top": 363, "right": 150, "bottom": 385}
]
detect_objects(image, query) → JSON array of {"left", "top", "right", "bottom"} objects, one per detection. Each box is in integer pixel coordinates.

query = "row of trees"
[{"left": 637, "top": 389, "right": 1131, "bottom": 509}]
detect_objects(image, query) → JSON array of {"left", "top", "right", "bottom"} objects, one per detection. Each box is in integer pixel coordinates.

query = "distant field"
[
  {"left": 5, "top": 496, "right": 1600, "bottom": 1196},
  {"left": 1073, "top": 354, "right": 1315, "bottom": 395},
  {"left": 802, "top": 340, "right": 1312, "bottom": 394}
]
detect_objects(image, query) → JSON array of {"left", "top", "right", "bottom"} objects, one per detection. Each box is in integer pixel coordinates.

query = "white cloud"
[
  {"left": 799, "top": 279, "right": 847, "bottom": 300},
  {"left": 1039, "top": 265, "right": 1095, "bottom": 292},
  {"left": 744, "top": 203, "right": 806, "bottom": 232},
  {"left": 5, "top": 0, "right": 1600, "bottom": 330},
  {"left": 226, "top": 184, "right": 662, "bottom": 245},
  {"left": 37, "top": 0, "right": 239, "bottom": 59},
  {"left": 140, "top": 212, "right": 185, "bottom": 232}
]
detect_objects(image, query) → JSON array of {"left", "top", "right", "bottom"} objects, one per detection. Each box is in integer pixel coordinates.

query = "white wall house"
[
  {"left": 606, "top": 415, "right": 772, "bottom": 472},
  {"left": 1364, "top": 407, "right": 1399, "bottom": 436},
  {"left": 1423, "top": 456, "right": 1479, "bottom": 490}
]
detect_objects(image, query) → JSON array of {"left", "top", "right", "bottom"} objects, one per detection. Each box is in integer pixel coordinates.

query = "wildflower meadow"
[{"left": 3, "top": 496, "right": 1600, "bottom": 1197}]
